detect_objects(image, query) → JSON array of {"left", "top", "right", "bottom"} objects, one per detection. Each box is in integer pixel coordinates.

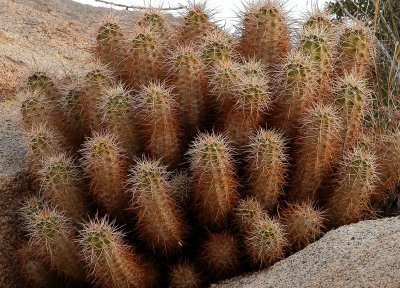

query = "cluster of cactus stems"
[{"left": 18, "top": 1, "right": 398, "bottom": 287}]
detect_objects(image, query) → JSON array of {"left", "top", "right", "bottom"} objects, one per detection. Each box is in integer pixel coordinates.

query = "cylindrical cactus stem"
[
  {"left": 274, "top": 51, "right": 318, "bottom": 137},
  {"left": 38, "top": 152, "right": 89, "bottom": 222},
  {"left": 280, "top": 202, "right": 325, "bottom": 251},
  {"left": 199, "top": 232, "right": 241, "bottom": 281},
  {"left": 240, "top": 58, "right": 266, "bottom": 77},
  {"left": 200, "top": 30, "right": 234, "bottom": 68},
  {"left": 210, "top": 59, "right": 241, "bottom": 112},
  {"left": 288, "top": 104, "right": 341, "bottom": 203},
  {"left": 22, "top": 200, "right": 85, "bottom": 281},
  {"left": 80, "top": 132, "right": 129, "bottom": 219},
  {"left": 299, "top": 25, "right": 335, "bottom": 100},
  {"left": 167, "top": 45, "right": 208, "bottom": 139},
  {"left": 124, "top": 25, "right": 165, "bottom": 88},
  {"left": 26, "top": 124, "right": 66, "bottom": 175},
  {"left": 243, "top": 214, "right": 287, "bottom": 268},
  {"left": 26, "top": 71, "right": 58, "bottom": 101},
  {"left": 223, "top": 74, "right": 271, "bottom": 148},
  {"left": 79, "top": 216, "right": 158, "bottom": 288},
  {"left": 95, "top": 14, "right": 126, "bottom": 75},
  {"left": 303, "top": 8, "right": 336, "bottom": 34},
  {"left": 18, "top": 243, "right": 64, "bottom": 288},
  {"left": 334, "top": 72, "right": 370, "bottom": 151},
  {"left": 78, "top": 64, "right": 112, "bottom": 135},
  {"left": 234, "top": 198, "right": 264, "bottom": 233},
  {"left": 246, "top": 129, "right": 288, "bottom": 212},
  {"left": 137, "top": 9, "right": 169, "bottom": 35},
  {"left": 136, "top": 82, "right": 182, "bottom": 168},
  {"left": 337, "top": 21, "right": 375, "bottom": 77},
  {"left": 98, "top": 83, "right": 142, "bottom": 158},
  {"left": 177, "top": 1, "right": 214, "bottom": 44},
  {"left": 187, "top": 132, "right": 239, "bottom": 230},
  {"left": 19, "top": 89, "right": 47, "bottom": 129},
  {"left": 238, "top": 0, "right": 291, "bottom": 72},
  {"left": 127, "top": 159, "right": 188, "bottom": 255},
  {"left": 372, "top": 131, "right": 400, "bottom": 205},
  {"left": 169, "top": 262, "right": 202, "bottom": 288},
  {"left": 328, "top": 147, "right": 378, "bottom": 227},
  {"left": 170, "top": 171, "right": 193, "bottom": 209}
]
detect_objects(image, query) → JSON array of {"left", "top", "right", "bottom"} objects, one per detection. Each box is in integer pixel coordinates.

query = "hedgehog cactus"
[
  {"left": 328, "top": 147, "right": 378, "bottom": 227},
  {"left": 20, "top": 90, "right": 47, "bottom": 129},
  {"left": 337, "top": 21, "right": 374, "bottom": 76},
  {"left": 22, "top": 201, "right": 85, "bottom": 282},
  {"left": 281, "top": 203, "right": 325, "bottom": 251},
  {"left": 201, "top": 30, "right": 234, "bottom": 67},
  {"left": 170, "top": 171, "right": 193, "bottom": 208},
  {"left": 136, "top": 81, "right": 182, "bottom": 167},
  {"left": 124, "top": 25, "right": 165, "bottom": 87},
  {"left": 246, "top": 129, "right": 288, "bottom": 211},
  {"left": 138, "top": 10, "right": 169, "bottom": 35},
  {"left": 99, "top": 83, "right": 141, "bottom": 157},
  {"left": 335, "top": 72, "right": 370, "bottom": 151},
  {"left": 234, "top": 198, "right": 264, "bottom": 233},
  {"left": 243, "top": 214, "right": 287, "bottom": 267},
  {"left": 178, "top": 2, "right": 214, "bottom": 44},
  {"left": 303, "top": 8, "right": 335, "bottom": 33},
  {"left": 169, "top": 262, "right": 202, "bottom": 288},
  {"left": 199, "top": 232, "right": 240, "bottom": 280},
  {"left": 289, "top": 104, "right": 341, "bottom": 203},
  {"left": 26, "top": 72, "right": 57, "bottom": 100},
  {"left": 38, "top": 152, "right": 88, "bottom": 221},
  {"left": 188, "top": 133, "right": 238, "bottom": 230},
  {"left": 168, "top": 45, "right": 208, "bottom": 138},
  {"left": 238, "top": 0, "right": 291, "bottom": 72},
  {"left": 81, "top": 132, "right": 129, "bottom": 219},
  {"left": 79, "top": 217, "right": 156, "bottom": 288},
  {"left": 300, "top": 25, "right": 335, "bottom": 100},
  {"left": 128, "top": 159, "right": 188, "bottom": 255}
]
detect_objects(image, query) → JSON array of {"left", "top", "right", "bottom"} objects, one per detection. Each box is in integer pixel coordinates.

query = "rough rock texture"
[{"left": 213, "top": 216, "right": 400, "bottom": 288}]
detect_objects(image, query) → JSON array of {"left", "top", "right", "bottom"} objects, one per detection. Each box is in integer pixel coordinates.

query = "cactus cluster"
[{"left": 18, "top": 1, "right": 397, "bottom": 287}]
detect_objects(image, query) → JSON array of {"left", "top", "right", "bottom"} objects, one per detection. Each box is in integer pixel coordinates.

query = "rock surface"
[{"left": 213, "top": 216, "right": 400, "bottom": 288}]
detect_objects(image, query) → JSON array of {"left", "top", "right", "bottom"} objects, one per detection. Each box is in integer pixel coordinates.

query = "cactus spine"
[
  {"left": 128, "top": 159, "right": 188, "bottom": 254},
  {"left": 81, "top": 132, "right": 129, "bottom": 219},
  {"left": 99, "top": 83, "right": 141, "bottom": 157},
  {"left": 201, "top": 30, "right": 234, "bottom": 67},
  {"left": 137, "top": 10, "right": 169, "bottom": 35},
  {"left": 281, "top": 203, "right": 325, "bottom": 251},
  {"left": 169, "top": 262, "right": 202, "bottom": 288},
  {"left": 22, "top": 200, "right": 84, "bottom": 281},
  {"left": 289, "top": 104, "right": 341, "bottom": 203},
  {"left": 199, "top": 232, "right": 240, "bottom": 280},
  {"left": 247, "top": 129, "right": 288, "bottom": 211},
  {"left": 234, "top": 198, "right": 264, "bottom": 233},
  {"left": 136, "top": 82, "right": 182, "bottom": 167},
  {"left": 335, "top": 72, "right": 370, "bottom": 151},
  {"left": 20, "top": 90, "right": 47, "bottom": 129},
  {"left": 168, "top": 45, "right": 208, "bottom": 138},
  {"left": 188, "top": 133, "right": 238, "bottom": 229},
  {"left": 238, "top": 0, "right": 291, "bottom": 72},
  {"left": 38, "top": 152, "right": 88, "bottom": 221},
  {"left": 79, "top": 217, "right": 155, "bottom": 288},
  {"left": 328, "top": 147, "right": 378, "bottom": 227}
]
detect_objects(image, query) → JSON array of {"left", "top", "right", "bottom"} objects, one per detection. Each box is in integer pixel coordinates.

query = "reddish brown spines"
[
  {"left": 80, "top": 132, "right": 129, "bottom": 219},
  {"left": 169, "top": 262, "right": 202, "bottom": 288},
  {"left": 79, "top": 217, "right": 157, "bottom": 288},
  {"left": 22, "top": 201, "right": 85, "bottom": 281},
  {"left": 124, "top": 25, "right": 165, "bottom": 88},
  {"left": 337, "top": 21, "right": 375, "bottom": 76},
  {"left": 274, "top": 51, "right": 318, "bottom": 137},
  {"left": 38, "top": 152, "right": 88, "bottom": 221},
  {"left": 234, "top": 198, "right": 264, "bottom": 233},
  {"left": 136, "top": 82, "right": 182, "bottom": 167},
  {"left": 188, "top": 133, "right": 239, "bottom": 230},
  {"left": 200, "top": 30, "right": 234, "bottom": 67},
  {"left": 238, "top": 0, "right": 291, "bottom": 72},
  {"left": 167, "top": 45, "right": 208, "bottom": 138},
  {"left": 334, "top": 72, "right": 370, "bottom": 151},
  {"left": 128, "top": 159, "right": 188, "bottom": 255},
  {"left": 289, "top": 104, "right": 341, "bottom": 203},
  {"left": 99, "top": 83, "right": 142, "bottom": 158},
  {"left": 199, "top": 232, "right": 240, "bottom": 280},
  {"left": 95, "top": 15, "right": 126, "bottom": 76},
  {"left": 243, "top": 214, "right": 287, "bottom": 267},
  {"left": 281, "top": 203, "right": 325, "bottom": 251},
  {"left": 170, "top": 171, "right": 194, "bottom": 208},
  {"left": 328, "top": 147, "right": 378, "bottom": 227},
  {"left": 246, "top": 129, "right": 288, "bottom": 211},
  {"left": 223, "top": 74, "right": 271, "bottom": 148},
  {"left": 137, "top": 10, "right": 169, "bottom": 35},
  {"left": 177, "top": 2, "right": 215, "bottom": 44},
  {"left": 79, "top": 64, "right": 112, "bottom": 135}
]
